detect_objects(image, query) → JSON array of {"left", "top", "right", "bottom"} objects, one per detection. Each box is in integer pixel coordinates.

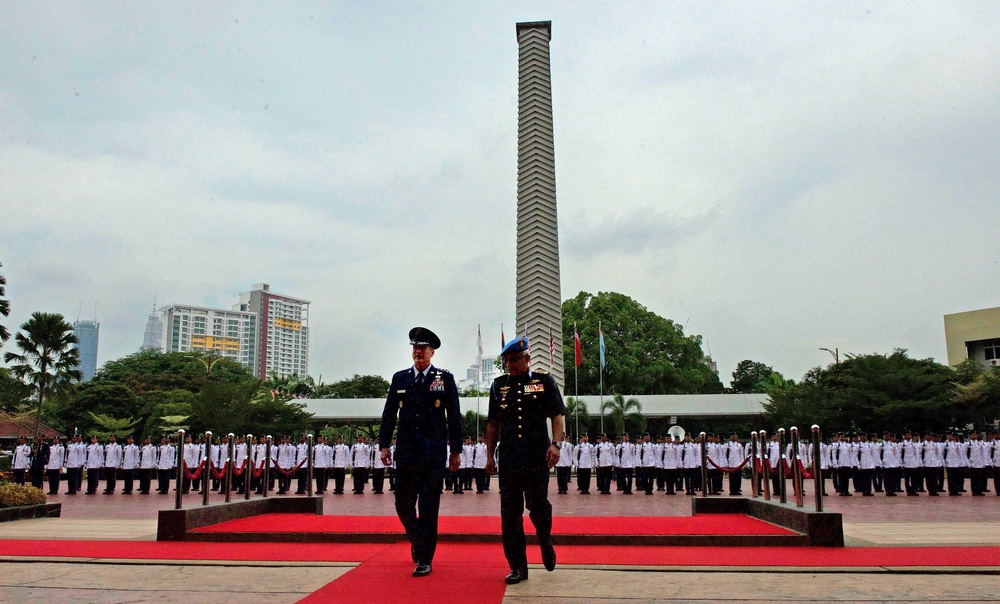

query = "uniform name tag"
[
  {"left": 524, "top": 384, "right": 545, "bottom": 393},
  {"left": 397, "top": 389, "right": 406, "bottom": 393},
  {"left": 430, "top": 379, "right": 445, "bottom": 392}
]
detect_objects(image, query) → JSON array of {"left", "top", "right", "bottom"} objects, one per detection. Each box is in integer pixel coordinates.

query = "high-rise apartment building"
[
  {"left": 161, "top": 304, "right": 257, "bottom": 371},
  {"left": 235, "top": 283, "right": 309, "bottom": 379},
  {"left": 72, "top": 319, "right": 99, "bottom": 381}
]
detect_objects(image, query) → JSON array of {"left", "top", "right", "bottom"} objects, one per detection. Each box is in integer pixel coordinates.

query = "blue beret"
[{"left": 501, "top": 336, "right": 529, "bottom": 356}]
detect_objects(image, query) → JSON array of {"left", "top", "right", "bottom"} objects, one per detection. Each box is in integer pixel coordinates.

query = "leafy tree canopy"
[
  {"left": 764, "top": 349, "right": 964, "bottom": 434},
  {"left": 730, "top": 359, "right": 792, "bottom": 393},
  {"left": 326, "top": 374, "right": 390, "bottom": 399},
  {"left": 562, "top": 291, "right": 723, "bottom": 395},
  {"left": 94, "top": 349, "right": 253, "bottom": 394}
]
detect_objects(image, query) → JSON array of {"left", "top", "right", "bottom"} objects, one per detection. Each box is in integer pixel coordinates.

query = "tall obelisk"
[{"left": 515, "top": 21, "right": 564, "bottom": 388}]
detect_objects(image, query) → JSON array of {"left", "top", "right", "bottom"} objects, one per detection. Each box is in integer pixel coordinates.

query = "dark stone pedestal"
[
  {"left": 693, "top": 496, "right": 844, "bottom": 547},
  {"left": 157, "top": 496, "right": 322, "bottom": 541},
  {"left": 0, "top": 503, "right": 61, "bottom": 523}
]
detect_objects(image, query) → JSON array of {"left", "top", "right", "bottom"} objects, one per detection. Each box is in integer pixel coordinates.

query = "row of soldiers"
[
  {"left": 7, "top": 432, "right": 498, "bottom": 497},
  {"left": 551, "top": 429, "right": 1000, "bottom": 498}
]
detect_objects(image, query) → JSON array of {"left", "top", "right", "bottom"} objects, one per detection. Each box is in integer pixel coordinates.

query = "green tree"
[
  {"left": 0, "top": 367, "right": 31, "bottom": 414},
  {"left": 731, "top": 360, "right": 791, "bottom": 393},
  {"left": 0, "top": 262, "right": 10, "bottom": 346},
  {"left": 4, "top": 312, "right": 82, "bottom": 433},
  {"left": 461, "top": 410, "right": 486, "bottom": 439},
  {"left": 601, "top": 393, "right": 644, "bottom": 438},
  {"left": 327, "top": 374, "right": 390, "bottom": 398},
  {"left": 95, "top": 349, "right": 253, "bottom": 394},
  {"left": 564, "top": 397, "right": 592, "bottom": 440},
  {"left": 562, "top": 291, "right": 722, "bottom": 396},
  {"left": 950, "top": 368, "right": 1000, "bottom": 429},
  {"left": 244, "top": 387, "right": 313, "bottom": 437},
  {"left": 87, "top": 412, "right": 141, "bottom": 440},
  {"left": 764, "top": 349, "right": 958, "bottom": 433},
  {"left": 59, "top": 382, "right": 140, "bottom": 437}
]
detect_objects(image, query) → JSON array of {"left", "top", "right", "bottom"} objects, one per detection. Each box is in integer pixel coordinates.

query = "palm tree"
[
  {"left": 0, "top": 262, "right": 10, "bottom": 346},
  {"left": 600, "top": 393, "right": 644, "bottom": 438},
  {"left": 4, "top": 311, "right": 82, "bottom": 433}
]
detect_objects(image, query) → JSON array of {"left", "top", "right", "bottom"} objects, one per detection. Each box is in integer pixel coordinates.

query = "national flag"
[
  {"left": 476, "top": 325, "right": 483, "bottom": 384},
  {"left": 599, "top": 325, "right": 606, "bottom": 369},
  {"left": 573, "top": 326, "right": 582, "bottom": 367}
]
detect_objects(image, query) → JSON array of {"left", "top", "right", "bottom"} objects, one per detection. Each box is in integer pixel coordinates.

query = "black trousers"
[
  {"left": 30, "top": 468, "right": 45, "bottom": 489},
  {"left": 555, "top": 466, "right": 570, "bottom": 493},
  {"left": 371, "top": 468, "right": 386, "bottom": 493},
  {"left": 837, "top": 467, "right": 852, "bottom": 494},
  {"left": 924, "top": 467, "right": 942, "bottom": 494},
  {"left": 12, "top": 469, "right": 26, "bottom": 485},
  {"left": 576, "top": 467, "right": 592, "bottom": 493},
  {"left": 473, "top": 468, "right": 487, "bottom": 493},
  {"left": 619, "top": 467, "right": 634, "bottom": 493},
  {"left": 46, "top": 469, "right": 61, "bottom": 493},
  {"left": 121, "top": 469, "right": 135, "bottom": 493},
  {"left": 663, "top": 468, "right": 678, "bottom": 494},
  {"left": 157, "top": 469, "right": 171, "bottom": 493},
  {"left": 499, "top": 469, "right": 552, "bottom": 572},
  {"left": 352, "top": 467, "right": 369, "bottom": 493},
  {"left": 970, "top": 467, "right": 987, "bottom": 495},
  {"left": 903, "top": 467, "right": 920, "bottom": 494},
  {"left": 394, "top": 462, "right": 446, "bottom": 565},
  {"left": 314, "top": 467, "right": 328, "bottom": 493},
  {"left": 86, "top": 467, "right": 101, "bottom": 493},
  {"left": 296, "top": 468, "right": 309, "bottom": 493},
  {"left": 103, "top": 468, "right": 117, "bottom": 493},
  {"left": 596, "top": 466, "right": 613, "bottom": 493},
  {"left": 945, "top": 467, "right": 964, "bottom": 495},
  {"left": 387, "top": 468, "right": 396, "bottom": 491},
  {"left": 333, "top": 468, "right": 347, "bottom": 493},
  {"left": 138, "top": 468, "right": 152, "bottom": 493},
  {"left": 729, "top": 470, "right": 743, "bottom": 495}
]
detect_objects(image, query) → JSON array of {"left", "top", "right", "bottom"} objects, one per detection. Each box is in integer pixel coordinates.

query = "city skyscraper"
[
  {"left": 141, "top": 303, "right": 164, "bottom": 351},
  {"left": 72, "top": 319, "right": 99, "bottom": 381},
  {"left": 161, "top": 304, "right": 257, "bottom": 371},
  {"left": 236, "top": 283, "right": 310, "bottom": 379}
]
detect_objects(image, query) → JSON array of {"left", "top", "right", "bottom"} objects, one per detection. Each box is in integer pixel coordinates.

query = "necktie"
[{"left": 415, "top": 372, "right": 425, "bottom": 387}]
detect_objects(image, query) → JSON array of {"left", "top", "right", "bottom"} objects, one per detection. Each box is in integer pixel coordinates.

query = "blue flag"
[{"left": 599, "top": 327, "right": 606, "bottom": 369}]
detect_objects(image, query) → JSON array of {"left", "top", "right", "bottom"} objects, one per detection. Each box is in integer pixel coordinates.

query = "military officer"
[
  {"left": 485, "top": 336, "right": 564, "bottom": 585},
  {"left": 379, "top": 327, "right": 463, "bottom": 578},
  {"left": 11, "top": 437, "right": 30, "bottom": 485},
  {"left": 554, "top": 434, "right": 574, "bottom": 494},
  {"left": 574, "top": 433, "right": 595, "bottom": 494},
  {"left": 121, "top": 435, "right": 140, "bottom": 494},
  {"left": 102, "top": 434, "right": 122, "bottom": 494},
  {"left": 46, "top": 437, "right": 66, "bottom": 495}
]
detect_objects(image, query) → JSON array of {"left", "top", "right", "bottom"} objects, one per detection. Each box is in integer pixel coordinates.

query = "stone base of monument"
[
  {"left": 0, "top": 503, "right": 61, "bottom": 523},
  {"left": 157, "top": 496, "right": 322, "bottom": 541},
  {"left": 692, "top": 497, "right": 844, "bottom": 547}
]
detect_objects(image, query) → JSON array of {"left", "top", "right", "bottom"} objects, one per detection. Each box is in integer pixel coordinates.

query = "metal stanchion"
[
  {"left": 750, "top": 431, "right": 759, "bottom": 498},
  {"left": 245, "top": 434, "right": 253, "bottom": 501},
  {"left": 699, "top": 432, "right": 708, "bottom": 498},
  {"left": 812, "top": 425, "right": 824, "bottom": 512},
  {"left": 263, "top": 435, "right": 272, "bottom": 498},
  {"left": 307, "top": 434, "right": 314, "bottom": 497},
  {"left": 790, "top": 427, "right": 803, "bottom": 507},
  {"left": 202, "top": 431, "right": 212, "bottom": 507},
  {"left": 760, "top": 430, "right": 771, "bottom": 501},
  {"left": 175, "top": 429, "right": 185, "bottom": 510},
  {"left": 778, "top": 428, "right": 787, "bottom": 504},
  {"left": 225, "top": 433, "right": 234, "bottom": 503}
]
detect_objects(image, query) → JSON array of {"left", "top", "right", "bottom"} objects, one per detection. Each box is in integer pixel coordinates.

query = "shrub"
[{"left": 0, "top": 483, "right": 47, "bottom": 508}]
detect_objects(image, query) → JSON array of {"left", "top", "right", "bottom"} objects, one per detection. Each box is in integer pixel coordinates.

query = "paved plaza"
[{"left": 0, "top": 479, "right": 998, "bottom": 602}]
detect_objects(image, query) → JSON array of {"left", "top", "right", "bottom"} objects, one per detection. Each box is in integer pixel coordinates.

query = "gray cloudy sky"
[{"left": 2, "top": 2, "right": 998, "bottom": 387}]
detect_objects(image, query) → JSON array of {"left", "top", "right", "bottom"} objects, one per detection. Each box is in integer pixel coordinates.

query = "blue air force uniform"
[{"left": 379, "top": 328, "right": 463, "bottom": 571}]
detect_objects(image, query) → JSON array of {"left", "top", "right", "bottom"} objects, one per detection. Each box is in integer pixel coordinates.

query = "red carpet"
[
  {"left": 298, "top": 542, "right": 508, "bottom": 604},
  {"left": 191, "top": 513, "right": 796, "bottom": 536},
  {"left": 2, "top": 539, "right": 998, "bottom": 567}
]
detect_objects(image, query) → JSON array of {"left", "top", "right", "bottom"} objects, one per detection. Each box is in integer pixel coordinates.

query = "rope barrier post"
[
  {"left": 175, "top": 429, "right": 185, "bottom": 510},
  {"left": 225, "top": 433, "right": 234, "bottom": 503},
  {"left": 778, "top": 428, "right": 787, "bottom": 504},
  {"left": 202, "top": 431, "right": 212, "bottom": 507},
  {"left": 790, "top": 427, "right": 803, "bottom": 507},
  {"left": 263, "top": 436, "right": 272, "bottom": 498},
  {"left": 812, "top": 425, "right": 823, "bottom": 512},
  {"left": 760, "top": 430, "right": 771, "bottom": 501},
  {"left": 749, "top": 431, "right": 759, "bottom": 498},
  {"left": 245, "top": 434, "right": 253, "bottom": 501},
  {"left": 699, "top": 432, "right": 708, "bottom": 498},
  {"left": 307, "top": 434, "right": 314, "bottom": 497}
]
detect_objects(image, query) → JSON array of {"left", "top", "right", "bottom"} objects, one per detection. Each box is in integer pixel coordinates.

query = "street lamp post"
[{"left": 819, "top": 347, "right": 839, "bottom": 365}]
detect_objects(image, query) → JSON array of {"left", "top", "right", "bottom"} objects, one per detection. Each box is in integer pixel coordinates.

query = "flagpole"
[
  {"left": 599, "top": 320, "right": 604, "bottom": 434},
  {"left": 476, "top": 324, "right": 481, "bottom": 437},
  {"left": 574, "top": 321, "right": 579, "bottom": 441}
]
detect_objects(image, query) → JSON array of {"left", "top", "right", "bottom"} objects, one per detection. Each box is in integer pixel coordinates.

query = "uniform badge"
[
  {"left": 430, "top": 378, "right": 445, "bottom": 392},
  {"left": 399, "top": 401, "right": 403, "bottom": 408},
  {"left": 525, "top": 384, "right": 545, "bottom": 393},
  {"left": 434, "top": 399, "right": 441, "bottom": 408}
]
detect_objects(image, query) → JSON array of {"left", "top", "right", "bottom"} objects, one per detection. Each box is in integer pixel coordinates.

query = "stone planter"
[{"left": 0, "top": 503, "right": 62, "bottom": 523}]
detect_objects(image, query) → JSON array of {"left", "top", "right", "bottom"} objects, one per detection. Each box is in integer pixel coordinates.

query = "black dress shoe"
[
  {"left": 541, "top": 541, "right": 556, "bottom": 571},
  {"left": 505, "top": 567, "right": 528, "bottom": 584},
  {"left": 412, "top": 563, "right": 432, "bottom": 577}
]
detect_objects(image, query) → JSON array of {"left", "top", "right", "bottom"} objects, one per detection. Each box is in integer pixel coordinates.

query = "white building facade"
[
  {"left": 236, "top": 283, "right": 309, "bottom": 380},
  {"left": 161, "top": 304, "right": 258, "bottom": 371}
]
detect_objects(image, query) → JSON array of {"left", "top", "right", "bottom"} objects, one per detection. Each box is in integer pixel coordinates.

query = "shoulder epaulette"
[{"left": 534, "top": 369, "right": 549, "bottom": 375}]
